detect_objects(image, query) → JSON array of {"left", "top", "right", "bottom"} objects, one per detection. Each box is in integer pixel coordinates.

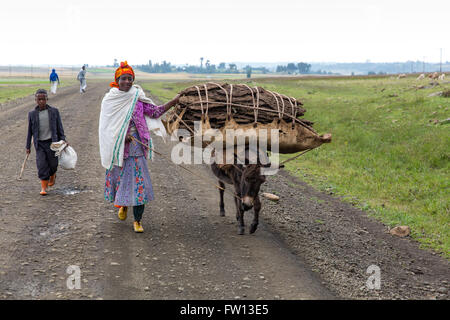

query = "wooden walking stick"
[{"left": 17, "top": 153, "right": 29, "bottom": 180}]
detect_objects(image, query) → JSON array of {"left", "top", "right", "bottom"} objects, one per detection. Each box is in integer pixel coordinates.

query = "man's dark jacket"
[{"left": 26, "top": 105, "right": 66, "bottom": 150}]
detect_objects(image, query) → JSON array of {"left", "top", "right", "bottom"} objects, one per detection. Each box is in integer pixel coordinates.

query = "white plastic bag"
[
  {"left": 50, "top": 141, "right": 77, "bottom": 170},
  {"left": 59, "top": 146, "right": 77, "bottom": 169},
  {"left": 145, "top": 117, "right": 168, "bottom": 142}
]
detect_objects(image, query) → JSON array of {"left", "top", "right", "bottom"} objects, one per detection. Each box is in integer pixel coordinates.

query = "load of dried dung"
[{"left": 163, "top": 82, "right": 331, "bottom": 154}]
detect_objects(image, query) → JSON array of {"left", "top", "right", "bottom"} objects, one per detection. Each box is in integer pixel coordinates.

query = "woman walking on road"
[{"left": 99, "top": 61, "right": 179, "bottom": 233}]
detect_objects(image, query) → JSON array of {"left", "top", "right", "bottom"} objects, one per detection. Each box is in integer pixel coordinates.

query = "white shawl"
[{"left": 99, "top": 84, "right": 167, "bottom": 169}]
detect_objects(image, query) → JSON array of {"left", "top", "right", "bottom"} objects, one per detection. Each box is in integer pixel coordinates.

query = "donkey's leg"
[
  {"left": 233, "top": 184, "right": 242, "bottom": 222},
  {"left": 249, "top": 195, "right": 261, "bottom": 234},
  {"left": 237, "top": 207, "right": 245, "bottom": 235},
  {"left": 234, "top": 196, "right": 240, "bottom": 221},
  {"left": 233, "top": 187, "right": 245, "bottom": 235},
  {"left": 219, "top": 181, "right": 226, "bottom": 216}
]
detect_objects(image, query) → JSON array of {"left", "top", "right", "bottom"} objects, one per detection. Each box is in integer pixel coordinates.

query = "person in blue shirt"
[{"left": 49, "top": 69, "right": 60, "bottom": 94}]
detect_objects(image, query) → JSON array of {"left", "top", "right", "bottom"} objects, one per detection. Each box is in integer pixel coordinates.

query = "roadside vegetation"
[
  {"left": 139, "top": 75, "right": 449, "bottom": 257},
  {"left": 0, "top": 78, "right": 77, "bottom": 104}
]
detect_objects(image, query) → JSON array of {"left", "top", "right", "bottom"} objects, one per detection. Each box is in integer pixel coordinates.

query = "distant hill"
[{"left": 232, "top": 61, "right": 450, "bottom": 75}]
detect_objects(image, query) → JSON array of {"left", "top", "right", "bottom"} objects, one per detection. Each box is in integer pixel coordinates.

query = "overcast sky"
[{"left": 1, "top": 0, "right": 448, "bottom": 66}]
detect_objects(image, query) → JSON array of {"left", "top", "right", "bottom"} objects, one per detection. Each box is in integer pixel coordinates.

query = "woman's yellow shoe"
[
  {"left": 118, "top": 206, "right": 128, "bottom": 220},
  {"left": 133, "top": 221, "right": 144, "bottom": 233}
]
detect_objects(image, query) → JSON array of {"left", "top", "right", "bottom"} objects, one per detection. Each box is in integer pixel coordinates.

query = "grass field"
[
  {"left": 0, "top": 78, "right": 78, "bottom": 104},
  {"left": 139, "top": 75, "right": 450, "bottom": 257}
]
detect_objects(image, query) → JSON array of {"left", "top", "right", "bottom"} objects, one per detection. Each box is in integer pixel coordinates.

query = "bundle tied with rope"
[{"left": 162, "top": 82, "right": 332, "bottom": 154}]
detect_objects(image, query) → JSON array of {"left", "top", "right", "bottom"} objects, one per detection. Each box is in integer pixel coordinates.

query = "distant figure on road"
[
  {"left": 99, "top": 61, "right": 180, "bottom": 233},
  {"left": 49, "top": 69, "right": 60, "bottom": 94},
  {"left": 77, "top": 65, "right": 87, "bottom": 93},
  {"left": 26, "top": 89, "right": 67, "bottom": 195}
]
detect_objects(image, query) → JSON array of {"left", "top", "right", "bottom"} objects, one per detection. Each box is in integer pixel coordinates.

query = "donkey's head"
[{"left": 239, "top": 164, "right": 267, "bottom": 210}]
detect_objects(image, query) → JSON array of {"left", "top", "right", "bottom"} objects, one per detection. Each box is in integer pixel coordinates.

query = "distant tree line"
[
  {"left": 367, "top": 71, "right": 387, "bottom": 75},
  {"left": 276, "top": 62, "right": 312, "bottom": 74},
  {"left": 132, "top": 59, "right": 271, "bottom": 76},
  {"left": 135, "top": 60, "right": 252, "bottom": 74},
  {"left": 310, "top": 61, "right": 450, "bottom": 75},
  {"left": 136, "top": 60, "right": 174, "bottom": 73},
  {"left": 121, "top": 59, "right": 450, "bottom": 76},
  {"left": 132, "top": 59, "right": 328, "bottom": 75}
]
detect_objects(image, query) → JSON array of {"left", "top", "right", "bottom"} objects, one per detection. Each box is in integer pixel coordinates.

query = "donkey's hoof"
[
  {"left": 220, "top": 210, "right": 225, "bottom": 217},
  {"left": 238, "top": 227, "right": 245, "bottom": 235},
  {"left": 249, "top": 224, "right": 258, "bottom": 234}
]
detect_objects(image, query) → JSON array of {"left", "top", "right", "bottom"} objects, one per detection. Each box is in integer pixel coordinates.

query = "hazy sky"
[{"left": 1, "top": 0, "right": 448, "bottom": 66}]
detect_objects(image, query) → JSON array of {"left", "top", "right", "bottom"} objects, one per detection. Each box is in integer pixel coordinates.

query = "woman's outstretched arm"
[
  {"left": 142, "top": 94, "right": 181, "bottom": 119},
  {"left": 162, "top": 94, "right": 181, "bottom": 113}
]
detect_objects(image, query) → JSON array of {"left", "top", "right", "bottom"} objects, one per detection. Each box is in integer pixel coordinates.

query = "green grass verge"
[
  {"left": 0, "top": 78, "right": 52, "bottom": 85},
  {"left": 0, "top": 78, "right": 77, "bottom": 104},
  {"left": 139, "top": 75, "right": 450, "bottom": 258}
]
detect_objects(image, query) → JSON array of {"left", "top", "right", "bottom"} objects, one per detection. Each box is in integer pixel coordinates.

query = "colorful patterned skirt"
[{"left": 104, "top": 132, "right": 154, "bottom": 207}]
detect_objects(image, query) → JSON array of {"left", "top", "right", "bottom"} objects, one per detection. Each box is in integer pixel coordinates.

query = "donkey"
[{"left": 210, "top": 147, "right": 281, "bottom": 235}]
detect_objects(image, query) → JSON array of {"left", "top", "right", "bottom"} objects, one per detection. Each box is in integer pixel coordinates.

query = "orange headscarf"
[{"left": 110, "top": 61, "right": 135, "bottom": 88}]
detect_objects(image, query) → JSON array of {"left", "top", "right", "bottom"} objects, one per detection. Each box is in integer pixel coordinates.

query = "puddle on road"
[
  {"left": 63, "top": 189, "right": 81, "bottom": 195},
  {"left": 38, "top": 222, "right": 71, "bottom": 240},
  {"left": 52, "top": 187, "right": 92, "bottom": 196}
]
